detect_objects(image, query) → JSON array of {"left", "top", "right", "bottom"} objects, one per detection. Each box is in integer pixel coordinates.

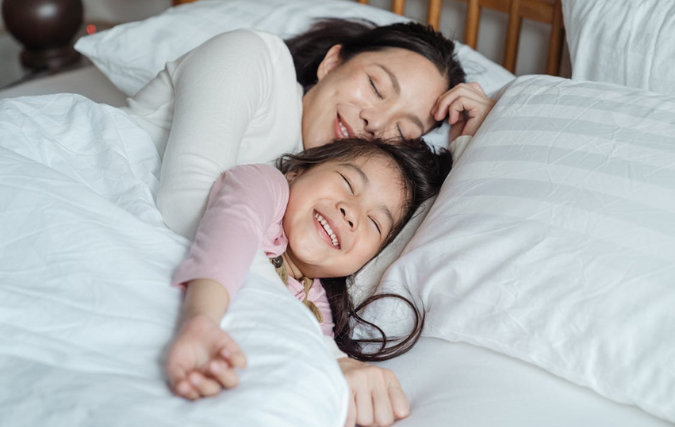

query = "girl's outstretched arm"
[{"left": 166, "top": 279, "right": 247, "bottom": 400}]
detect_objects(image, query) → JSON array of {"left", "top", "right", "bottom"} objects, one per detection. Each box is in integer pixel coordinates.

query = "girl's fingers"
[
  {"left": 189, "top": 371, "right": 223, "bottom": 397},
  {"left": 220, "top": 342, "right": 247, "bottom": 369},
  {"left": 209, "top": 359, "right": 240, "bottom": 389},
  {"left": 175, "top": 379, "right": 200, "bottom": 401}
]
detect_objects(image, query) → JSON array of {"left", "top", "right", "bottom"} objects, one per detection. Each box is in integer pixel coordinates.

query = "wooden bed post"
[
  {"left": 464, "top": 0, "right": 481, "bottom": 49},
  {"left": 546, "top": 0, "right": 565, "bottom": 76},
  {"left": 427, "top": 0, "right": 443, "bottom": 30}
]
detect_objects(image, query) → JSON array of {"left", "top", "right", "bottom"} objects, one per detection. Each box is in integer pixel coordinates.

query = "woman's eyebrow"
[{"left": 376, "top": 64, "right": 425, "bottom": 134}]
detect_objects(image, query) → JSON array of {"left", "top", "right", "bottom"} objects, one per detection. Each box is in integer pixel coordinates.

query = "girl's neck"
[{"left": 281, "top": 252, "right": 306, "bottom": 280}]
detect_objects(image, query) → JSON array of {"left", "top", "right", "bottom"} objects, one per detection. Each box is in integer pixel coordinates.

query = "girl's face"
[
  {"left": 282, "top": 155, "right": 407, "bottom": 279},
  {"left": 301, "top": 46, "right": 447, "bottom": 149}
]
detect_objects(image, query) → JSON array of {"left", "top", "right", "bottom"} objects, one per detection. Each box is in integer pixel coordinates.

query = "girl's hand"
[
  {"left": 431, "top": 82, "right": 496, "bottom": 141},
  {"left": 165, "top": 314, "right": 247, "bottom": 400},
  {"left": 338, "top": 358, "right": 409, "bottom": 427}
]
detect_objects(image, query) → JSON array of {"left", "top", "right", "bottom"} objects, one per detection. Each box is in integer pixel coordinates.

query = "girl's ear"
[
  {"left": 285, "top": 170, "right": 301, "bottom": 183},
  {"left": 317, "top": 44, "right": 343, "bottom": 81}
]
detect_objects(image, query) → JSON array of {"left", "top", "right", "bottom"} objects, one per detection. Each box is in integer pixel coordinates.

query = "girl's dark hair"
[
  {"left": 277, "top": 138, "right": 452, "bottom": 361},
  {"left": 285, "top": 18, "right": 466, "bottom": 98}
]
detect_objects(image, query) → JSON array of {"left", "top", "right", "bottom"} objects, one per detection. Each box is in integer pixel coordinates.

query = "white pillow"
[
  {"left": 0, "top": 94, "right": 348, "bottom": 427},
  {"left": 359, "top": 75, "right": 675, "bottom": 423},
  {"left": 562, "top": 0, "right": 675, "bottom": 96},
  {"left": 74, "top": 0, "right": 514, "bottom": 98}
]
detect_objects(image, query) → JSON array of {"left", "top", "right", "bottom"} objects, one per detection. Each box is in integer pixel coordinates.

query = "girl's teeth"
[{"left": 315, "top": 212, "right": 339, "bottom": 248}]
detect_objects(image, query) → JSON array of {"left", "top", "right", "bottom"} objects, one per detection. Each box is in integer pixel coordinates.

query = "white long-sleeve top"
[{"left": 122, "top": 29, "right": 304, "bottom": 239}]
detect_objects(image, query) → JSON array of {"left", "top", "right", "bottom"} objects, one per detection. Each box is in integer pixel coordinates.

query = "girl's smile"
[
  {"left": 281, "top": 155, "right": 406, "bottom": 280},
  {"left": 314, "top": 211, "right": 341, "bottom": 249}
]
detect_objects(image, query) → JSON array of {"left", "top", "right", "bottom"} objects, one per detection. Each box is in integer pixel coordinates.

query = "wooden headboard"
[{"left": 171, "top": 0, "right": 565, "bottom": 76}]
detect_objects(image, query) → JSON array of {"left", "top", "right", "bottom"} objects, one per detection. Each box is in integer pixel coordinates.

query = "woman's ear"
[{"left": 317, "top": 44, "right": 343, "bottom": 81}]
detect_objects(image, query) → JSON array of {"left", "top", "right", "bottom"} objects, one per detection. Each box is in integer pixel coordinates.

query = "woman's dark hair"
[
  {"left": 277, "top": 137, "right": 452, "bottom": 361},
  {"left": 285, "top": 18, "right": 466, "bottom": 100}
]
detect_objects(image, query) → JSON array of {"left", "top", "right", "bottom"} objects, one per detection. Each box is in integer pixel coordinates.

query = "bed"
[{"left": 1, "top": 0, "right": 674, "bottom": 426}]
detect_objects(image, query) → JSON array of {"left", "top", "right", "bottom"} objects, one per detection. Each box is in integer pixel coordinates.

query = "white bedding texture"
[{"left": 0, "top": 94, "right": 348, "bottom": 427}]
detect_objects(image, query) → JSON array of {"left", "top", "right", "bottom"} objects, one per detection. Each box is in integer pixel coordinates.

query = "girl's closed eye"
[
  {"left": 339, "top": 173, "right": 354, "bottom": 194},
  {"left": 370, "top": 216, "right": 382, "bottom": 235}
]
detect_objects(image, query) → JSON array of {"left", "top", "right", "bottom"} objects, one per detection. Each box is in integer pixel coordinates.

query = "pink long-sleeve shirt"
[{"left": 171, "top": 164, "right": 335, "bottom": 337}]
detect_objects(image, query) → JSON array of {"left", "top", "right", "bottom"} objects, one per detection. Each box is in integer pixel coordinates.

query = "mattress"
[
  {"left": 0, "top": 65, "right": 128, "bottom": 107},
  {"left": 376, "top": 337, "right": 671, "bottom": 426}
]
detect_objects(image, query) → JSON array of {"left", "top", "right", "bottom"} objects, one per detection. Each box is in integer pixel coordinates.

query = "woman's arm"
[{"left": 155, "top": 30, "right": 299, "bottom": 239}]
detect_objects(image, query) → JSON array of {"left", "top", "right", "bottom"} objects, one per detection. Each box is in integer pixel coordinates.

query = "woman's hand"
[
  {"left": 338, "top": 358, "right": 409, "bottom": 427},
  {"left": 432, "top": 82, "right": 496, "bottom": 141},
  {"left": 166, "top": 314, "right": 247, "bottom": 400}
]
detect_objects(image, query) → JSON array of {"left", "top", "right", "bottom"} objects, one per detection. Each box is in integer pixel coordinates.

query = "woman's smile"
[
  {"left": 314, "top": 210, "right": 341, "bottom": 249},
  {"left": 334, "top": 114, "right": 354, "bottom": 139}
]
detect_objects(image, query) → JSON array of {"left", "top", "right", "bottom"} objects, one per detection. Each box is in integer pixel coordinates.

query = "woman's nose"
[
  {"left": 361, "top": 109, "right": 388, "bottom": 138},
  {"left": 339, "top": 206, "right": 357, "bottom": 230}
]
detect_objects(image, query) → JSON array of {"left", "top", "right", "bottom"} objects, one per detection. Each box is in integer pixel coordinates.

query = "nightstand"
[{"left": 0, "top": 21, "right": 115, "bottom": 90}]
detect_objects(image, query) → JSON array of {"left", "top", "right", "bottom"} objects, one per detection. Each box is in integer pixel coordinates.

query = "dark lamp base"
[{"left": 20, "top": 46, "right": 81, "bottom": 71}]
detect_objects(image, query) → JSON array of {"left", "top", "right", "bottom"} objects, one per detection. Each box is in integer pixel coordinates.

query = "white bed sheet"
[{"left": 378, "top": 337, "right": 672, "bottom": 427}]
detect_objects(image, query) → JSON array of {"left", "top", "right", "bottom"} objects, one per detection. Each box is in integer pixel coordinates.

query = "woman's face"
[
  {"left": 301, "top": 46, "right": 448, "bottom": 149},
  {"left": 282, "top": 154, "right": 406, "bottom": 279}
]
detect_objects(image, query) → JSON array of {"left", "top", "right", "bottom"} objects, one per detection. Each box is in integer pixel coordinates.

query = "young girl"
[{"left": 165, "top": 138, "right": 451, "bottom": 407}]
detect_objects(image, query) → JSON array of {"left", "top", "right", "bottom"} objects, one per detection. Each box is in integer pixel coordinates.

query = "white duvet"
[{"left": 0, "top": 94, "right": 348, "bottom": 427}]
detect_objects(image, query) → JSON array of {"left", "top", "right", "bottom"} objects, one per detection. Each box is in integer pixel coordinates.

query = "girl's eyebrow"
[{"left": 341, "top": 163, "right": 395, "bottom": 229}]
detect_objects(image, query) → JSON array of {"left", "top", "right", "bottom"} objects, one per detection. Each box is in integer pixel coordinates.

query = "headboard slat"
[{"left": 171, "top": 0, "right": 565, "bottom": 76}]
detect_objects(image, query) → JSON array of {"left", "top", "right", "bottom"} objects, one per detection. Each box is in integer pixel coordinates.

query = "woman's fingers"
[
  {"left": 371, "top": 385, "right": 395, "bottom": 426},
  {"left": 344, "top": 391, "right": 357, "bottom": 427},
  {"left": 388, "top": 381, "right": 410, "bottom": 420},
  {"left": 355, "top": 386, "right": 375, "bottom": 426},
  {"left": 432, "top": 83, "right": 487, "bottom": 121}
]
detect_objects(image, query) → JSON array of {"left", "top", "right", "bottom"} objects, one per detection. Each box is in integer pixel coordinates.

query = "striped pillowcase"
[{"left": 370, "top": 75, "right": 675, "bottom": 423}]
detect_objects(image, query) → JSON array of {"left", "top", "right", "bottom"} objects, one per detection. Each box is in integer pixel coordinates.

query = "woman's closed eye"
[
  {"left": 369, "top": 77, "right": 383, "bottom": 99},
  {"left": 397, "top": 124, "right": 406, "bottom": 139}
]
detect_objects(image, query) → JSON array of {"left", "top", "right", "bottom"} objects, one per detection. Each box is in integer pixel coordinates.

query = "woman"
[{"left": 123, "top": 18, "right": 494, "bottom": 427}]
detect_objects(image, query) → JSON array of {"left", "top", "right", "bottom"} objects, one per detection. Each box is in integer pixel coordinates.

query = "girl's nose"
[{"left": 339, "top": 206, "right": 357, "bottom": 230}]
